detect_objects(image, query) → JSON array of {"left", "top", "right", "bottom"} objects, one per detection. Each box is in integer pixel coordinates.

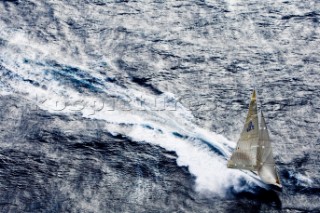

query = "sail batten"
[{"left": 227, "top": 90, "right": 282, "bottom": 188}]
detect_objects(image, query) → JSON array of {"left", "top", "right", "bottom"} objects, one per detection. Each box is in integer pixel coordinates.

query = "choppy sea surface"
[{"left": 0, "top": 0, "right": 319, "bottom": 212}]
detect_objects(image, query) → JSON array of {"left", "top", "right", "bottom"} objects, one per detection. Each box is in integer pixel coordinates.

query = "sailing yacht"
[{"left": 227, "top": 90, "right": 282, "bottom": 189}]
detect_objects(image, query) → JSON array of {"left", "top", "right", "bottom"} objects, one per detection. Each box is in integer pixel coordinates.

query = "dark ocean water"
[{"left": 0, "top": 0, "right": 319, "bottom": 212}]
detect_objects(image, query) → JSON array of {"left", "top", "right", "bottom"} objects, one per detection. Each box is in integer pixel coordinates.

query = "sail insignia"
[{"left": 246, "top": 120, "right": 254, "bottom": 132}]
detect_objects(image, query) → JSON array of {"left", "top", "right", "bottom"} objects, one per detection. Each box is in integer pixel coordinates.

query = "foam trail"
[
  {"left": 1, "top": 65, "right": 265, "bottom": 197},
  {"left": 2, "top": 70, "right": 265, "bottom": 196},
  {"left": 0, "top": 27, "right": 266, "bottom": 197},
  {"left": 19, "top": 84, "right": 266, "bottom": 196}
]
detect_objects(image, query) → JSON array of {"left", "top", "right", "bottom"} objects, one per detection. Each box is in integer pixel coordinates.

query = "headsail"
[
  {"left": 227, "top": 90, "right": 259, "bottom": 170},
  {"left": 257, "top": 111, "right": 281, "bottom": 187}
]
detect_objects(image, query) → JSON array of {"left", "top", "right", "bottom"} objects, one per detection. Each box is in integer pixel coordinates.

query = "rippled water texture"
[{"left": 0, "top": 0, "right": 319, "bottom": 212}]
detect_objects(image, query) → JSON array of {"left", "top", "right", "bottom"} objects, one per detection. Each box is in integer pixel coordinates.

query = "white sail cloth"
[
  {"left": 227, "top": 90, "right": 281, "bottom": 187},
  {"left": 257, "top": 111, "right": 281, "bottom": 186}
]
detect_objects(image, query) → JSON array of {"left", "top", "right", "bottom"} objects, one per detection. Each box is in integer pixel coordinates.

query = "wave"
[
  {"left": 0, "top": 10, "right": 271, "bottom": 198},
  {"left": 0, "top": 65, "right": 265, "bottom": 198}
]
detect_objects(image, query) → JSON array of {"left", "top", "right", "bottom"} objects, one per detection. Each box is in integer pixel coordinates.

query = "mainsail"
[
  {"left": 227, "top": 90, "right": 282, "bottom": 188},
  {"left": 227, "top": 90, "right": 259, "bottom": 170}
]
